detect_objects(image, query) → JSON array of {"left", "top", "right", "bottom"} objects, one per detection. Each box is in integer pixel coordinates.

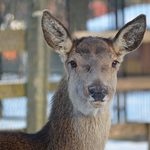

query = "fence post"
[
  {"left": 26, "top": 13, "right": 48, "bottom": 133},
  {"left": 0, "top": 56, "right": 2, "bottom": 118},
  {"left": 148, "top": 125, "right": 150, "bottom": 150},
  {"left": 0, "top": 101, "right": 2, "bottom": 118}
]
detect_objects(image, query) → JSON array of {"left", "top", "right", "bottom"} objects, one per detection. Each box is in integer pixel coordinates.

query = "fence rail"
[{"left": 0, "top": 80, "right": 58, "bottom": 99}]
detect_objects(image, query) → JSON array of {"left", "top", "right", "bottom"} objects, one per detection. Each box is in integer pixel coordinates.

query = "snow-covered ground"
[{"left": 106, "top": 140, "right": 148, "bottom": 150}]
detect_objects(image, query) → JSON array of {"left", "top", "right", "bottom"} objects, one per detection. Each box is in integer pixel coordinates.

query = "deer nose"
[{"left": 88, "top": 86, "right": 108, "bottom": 102}]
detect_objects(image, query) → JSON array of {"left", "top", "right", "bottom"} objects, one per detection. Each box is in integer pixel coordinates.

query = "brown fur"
[{"left": 0, "top": 11, "right": 146, "bottom": 150}]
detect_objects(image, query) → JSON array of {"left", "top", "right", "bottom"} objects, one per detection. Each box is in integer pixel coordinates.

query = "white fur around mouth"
[{"left": 88, "top": 95, "right": 109, "bottom": 108}]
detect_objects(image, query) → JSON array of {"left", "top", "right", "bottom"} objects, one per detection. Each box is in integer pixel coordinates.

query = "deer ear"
[
  {"left": 41, "top": 10, "right": 73, "bottom": 56},
  {"left": 113, "top": 14, "right": 146, "bottom": 55}
]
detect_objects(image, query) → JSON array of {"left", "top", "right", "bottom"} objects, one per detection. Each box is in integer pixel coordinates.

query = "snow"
[
  {"left": 106, "top": 140, "right": 148, "bottom": 150},
  {"left": 0, "top": 119, "right": 26, "bottom": 130}
]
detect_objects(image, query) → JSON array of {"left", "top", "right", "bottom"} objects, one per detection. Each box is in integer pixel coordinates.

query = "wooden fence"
[{"left": 0, "top": 24, "right": 150, "bottom": 148}]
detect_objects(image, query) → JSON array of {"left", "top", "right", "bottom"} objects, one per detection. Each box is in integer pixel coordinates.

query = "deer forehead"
[{"left": 68, "top": 37, "right": 116, "bottom": 63}]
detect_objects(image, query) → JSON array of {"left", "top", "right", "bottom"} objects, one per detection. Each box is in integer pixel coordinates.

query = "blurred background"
[{"left": 0, "top": 0, "right": 150, "bottom": 149}]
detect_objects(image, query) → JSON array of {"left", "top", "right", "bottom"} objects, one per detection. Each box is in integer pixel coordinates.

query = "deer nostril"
[
  {"left": 101, "top": 89, "right": 108, "bottom": 96},
  {"left": 88, "top": 86, "right": 96, "bottom": 95}
]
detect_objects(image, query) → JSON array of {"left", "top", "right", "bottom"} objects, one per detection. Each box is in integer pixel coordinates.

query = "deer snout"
[{"left": 88, "top": 85, "right": 108, "bottom": 102}]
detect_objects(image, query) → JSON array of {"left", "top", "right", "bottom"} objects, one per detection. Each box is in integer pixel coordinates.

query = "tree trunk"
[
  {"left": 66, "top": 0, "right": 89, "bottom": 32},
  {"left": 26, "top": 0, "right": 48, "bottom": 133}
]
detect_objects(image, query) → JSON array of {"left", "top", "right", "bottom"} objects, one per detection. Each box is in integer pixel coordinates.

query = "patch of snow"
[
  {"left": 48, "top": 74, "right": 62, "bottom": 82},
  {"left": 2, "top": 97, "right": 27, "bottom": 118},
  {"left": 106, "top": 140, "right": 148, "bottom": 150},
  {"left": 0, "top": 119, "right": 26, "bottom": 130}
]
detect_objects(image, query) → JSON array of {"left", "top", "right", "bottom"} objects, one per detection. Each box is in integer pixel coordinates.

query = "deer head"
[{"left": 42, "top": 11, "right": 146, "bottom": 116}]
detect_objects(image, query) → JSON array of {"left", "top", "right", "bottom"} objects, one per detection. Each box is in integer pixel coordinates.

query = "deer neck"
[{"left": 48, "top": 77, "right": 111, "bottom": 150}]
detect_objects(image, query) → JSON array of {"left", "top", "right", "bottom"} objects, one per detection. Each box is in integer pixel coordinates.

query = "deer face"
[
  {"left": 66, "top": 37, "right": 118, "bottom": 115},
  {"left": 42, "top": 11, "right": 146, "bottom": 116}
]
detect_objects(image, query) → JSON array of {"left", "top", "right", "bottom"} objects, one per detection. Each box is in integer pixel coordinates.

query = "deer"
[{"left": 0, "top": 11, "right": 146, "bottom": 150}]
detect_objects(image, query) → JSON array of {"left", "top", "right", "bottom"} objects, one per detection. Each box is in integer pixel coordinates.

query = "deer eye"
[
  {"left": 112, "top": 60, "right": 119, "bottom": 68},
  {"left": 69, "top": 60, "right": 77, "bottom": 68}
]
